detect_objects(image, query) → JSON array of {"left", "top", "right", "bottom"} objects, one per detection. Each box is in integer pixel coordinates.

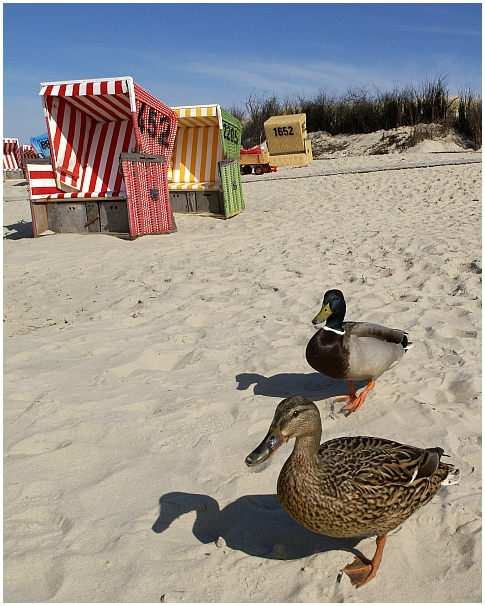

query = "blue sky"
[{"left": 3, "top": 2, "right": 482, "bottom": 144}]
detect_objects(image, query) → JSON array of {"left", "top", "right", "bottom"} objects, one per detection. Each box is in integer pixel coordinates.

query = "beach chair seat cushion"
[
  {"left": 26, "top": 163, "right": 125, "bottom": 199},
  {"left": 168, "top": 182, "right": 222, "bottom": 191}
]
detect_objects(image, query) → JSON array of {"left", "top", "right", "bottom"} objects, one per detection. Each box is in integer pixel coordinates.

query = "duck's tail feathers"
[
  {"left": 441, "top": 467, "right": 461, "bottom": 485},
  {"left": 402, "top": 332, "right": 413, "bottom": 351}
]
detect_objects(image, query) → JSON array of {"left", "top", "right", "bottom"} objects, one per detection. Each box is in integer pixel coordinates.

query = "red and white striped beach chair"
[
  {"left": 18, "top": 144, "right": 38, "bottom": 167},
  {"left": 27, "top": 76, "right": 178, "bottom": 237},
  {"left": 4, "top": 138, "right": 20, "bottom": 170},
  {"left": 3, "top": 138, "right": 25, "bottom": 179}
]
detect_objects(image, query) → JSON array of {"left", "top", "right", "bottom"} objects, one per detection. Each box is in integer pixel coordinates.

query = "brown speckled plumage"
[
  {"left": 278, "top": 431, "right": 451, "bottom": 538},
  {"left": 246, "top": 396, "right": 460, "bottom": 586}
]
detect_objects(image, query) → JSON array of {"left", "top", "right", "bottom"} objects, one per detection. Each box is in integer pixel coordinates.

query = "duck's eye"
[{"left": 292, "top": 410, "right": 300, "bottom": 418}]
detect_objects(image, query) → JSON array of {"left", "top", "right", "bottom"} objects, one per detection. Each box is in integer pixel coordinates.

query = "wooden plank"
[
  {"left": 85, "top": 202, "right": 101, "bottom": 232},
  {"left": 31, "top": 202, "right": 49, "bottom": 235}
]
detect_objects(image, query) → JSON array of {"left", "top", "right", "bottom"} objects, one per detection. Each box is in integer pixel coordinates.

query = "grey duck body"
[{"left": 305, "top": 321, "right": 407, "bottom": 382}]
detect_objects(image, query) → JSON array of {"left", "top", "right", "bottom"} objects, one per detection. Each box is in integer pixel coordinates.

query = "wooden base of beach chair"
[
  {"left": 4, "top": 169, "right": 25, "bottom": 180},
  {"left": 169, "top": 190, "right": 225, "bottom": 215},
  {"left": 31, "top": 199, "right": 131, "bottom": 235}
]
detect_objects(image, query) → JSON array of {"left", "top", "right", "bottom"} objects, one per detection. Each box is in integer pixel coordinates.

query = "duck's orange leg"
[
  {"left": 341, "top": 535, "right": 387, "bottom": 588},
  {"left": 334, "top": 380, "right": 376, "bottom": 413}
]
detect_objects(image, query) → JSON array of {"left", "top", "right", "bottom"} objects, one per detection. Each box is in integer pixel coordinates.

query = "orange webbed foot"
[
  {"left": 341, "top": 535, "right": 387, "bottom": 588},
  {"left": 334, "top": 380, "right": 375, "bottom": 414},
  {"left": 341, "top": 556, "right": 376, "bottom": 587}
]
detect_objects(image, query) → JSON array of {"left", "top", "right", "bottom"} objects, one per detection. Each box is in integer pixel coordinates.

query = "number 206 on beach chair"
[
  {"left": 26, "top": 77, "right": 178, "bottom": 237},
  {"left": 168, "top": 105, "right": 244, "bottom": 218}
]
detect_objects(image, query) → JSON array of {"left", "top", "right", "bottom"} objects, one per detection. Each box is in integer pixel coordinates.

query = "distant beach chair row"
[{"left": 19, "top": 76, "right": 245, "bottom": 237}]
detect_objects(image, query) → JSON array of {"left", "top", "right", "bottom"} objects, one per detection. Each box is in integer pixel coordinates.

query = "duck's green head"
[
  {"left": 245, "top": 396, "right": 322, "bottom": 467},
  {"left": 312, "top": 289, "right": 346, "bottom": 327}
]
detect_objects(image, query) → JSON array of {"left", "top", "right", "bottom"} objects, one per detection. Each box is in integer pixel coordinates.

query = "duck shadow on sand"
[
  {"left": 235, "top": 372, "right": 369, "bottom": 402},
  {"left": 152, "top": 491, "right": 363, "bottom": 562},
  {"left": 4, "top": 220, "right": 34, "bottom": 239}
]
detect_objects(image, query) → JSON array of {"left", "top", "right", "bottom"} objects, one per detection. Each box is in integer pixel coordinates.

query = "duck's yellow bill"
[{"left": 312, "top": 302, "right": 332, "bottom": 325}]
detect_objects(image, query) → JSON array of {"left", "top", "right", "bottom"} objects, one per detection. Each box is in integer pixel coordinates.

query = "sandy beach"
[{"left": 3, "top": 145, "right": 482, "bottom": 602}]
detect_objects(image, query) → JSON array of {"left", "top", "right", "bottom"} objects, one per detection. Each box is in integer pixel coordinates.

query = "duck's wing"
[
  {"left": 319, "top": 435, "right": 403, "bottom": 455},
  {"left": 344, "top": 321, "right": 407, "bottom": 345},
  {"left": 352, "top": 445, "right": 443, "bottom": 487},
  {"left": 320, "top": 437, "right": 444, "bottom": 487}
]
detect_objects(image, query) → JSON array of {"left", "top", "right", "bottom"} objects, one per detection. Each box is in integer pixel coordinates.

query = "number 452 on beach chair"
[{"left": 168, "top": 104, "right": 245, "bottom": 218}]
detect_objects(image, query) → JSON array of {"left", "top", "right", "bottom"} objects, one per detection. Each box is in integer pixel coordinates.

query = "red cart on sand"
[
  {"left": 239, "top": 145, "right": 276, "bottom": 175},
  {"left": 25, "top": 76, "right": 178, "bottom": 237}
]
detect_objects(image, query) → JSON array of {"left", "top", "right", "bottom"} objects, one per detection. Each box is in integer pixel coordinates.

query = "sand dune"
[{"left": 3, "top": 147, "right": 481, "bottom": 602}]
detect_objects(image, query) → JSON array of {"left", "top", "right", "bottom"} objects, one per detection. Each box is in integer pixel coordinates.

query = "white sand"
[{"left": 3, "top": 146, "right": 481, "bottom": 602}]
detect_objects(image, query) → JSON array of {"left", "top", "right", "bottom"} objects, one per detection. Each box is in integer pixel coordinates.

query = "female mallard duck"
[
  {"left": 306, "top": 289, "right": 412, "bottom": 413},
  {"left": 246, "top": 396, "right": 460, "bottom": 588}
]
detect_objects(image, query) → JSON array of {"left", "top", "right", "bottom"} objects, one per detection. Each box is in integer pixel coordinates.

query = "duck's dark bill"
[{"left": 245, "top": 429, "right": 286, "bottom": 467}]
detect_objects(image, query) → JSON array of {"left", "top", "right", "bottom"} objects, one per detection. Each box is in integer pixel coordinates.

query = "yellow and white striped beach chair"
[{"left": 169, "top": 104, "right": 244, "bottom": 218}]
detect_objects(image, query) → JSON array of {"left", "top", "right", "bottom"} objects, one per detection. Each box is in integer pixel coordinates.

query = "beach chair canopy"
[{"left": 40, "top": 76, "right": 178, "bottom": 196}]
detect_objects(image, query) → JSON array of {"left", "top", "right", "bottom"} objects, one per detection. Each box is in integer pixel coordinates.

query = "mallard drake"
[
  {"left": 306, "top": 289, "right": 412, "bottom": 413},
  {"left": 246, "top": 396, "right": 460, "bottom": 588}
]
